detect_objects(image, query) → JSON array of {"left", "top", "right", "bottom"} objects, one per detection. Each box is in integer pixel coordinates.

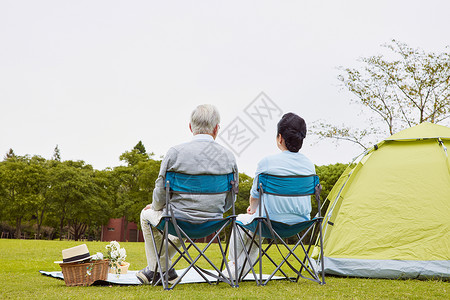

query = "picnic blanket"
[{"left": 40, "top": 268, "right": 285, "bottom": 285}]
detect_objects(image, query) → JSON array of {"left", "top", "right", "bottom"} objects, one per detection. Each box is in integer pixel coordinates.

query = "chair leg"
[
  {"left": 318, "top": 219, "right": 325, "bottom": 285},
  {"left": 222, "top": 219, "right": 239, "bottom": 287},
  {"left": 232, "top": 219, "right": 239, "bottom": 287},
  {"left": 258, "top": 221, "right": 263, "bottom": 286},
  {"left": 149, "top": 222, "right": 168, "bottom": 290},
  {"left": 163, "top": 221, "right": 170, "bottom": 289}
]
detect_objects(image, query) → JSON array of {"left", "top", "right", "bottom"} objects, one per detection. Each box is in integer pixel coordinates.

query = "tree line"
[
  {"left": 0, "top": 142, "right": 159, "bottom": 240},
  {"left": 0, "top": 142, "right": 347, "bottom": 241}
]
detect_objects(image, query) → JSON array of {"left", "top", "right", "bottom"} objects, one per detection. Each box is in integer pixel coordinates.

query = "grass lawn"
[{"left": 0, "top": 239, "right": 447, "bottom": 299}]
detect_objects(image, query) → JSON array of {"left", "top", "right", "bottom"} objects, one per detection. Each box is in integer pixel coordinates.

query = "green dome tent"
[{"left": 317, "top": 122, "right": 450, "bottom": 279}]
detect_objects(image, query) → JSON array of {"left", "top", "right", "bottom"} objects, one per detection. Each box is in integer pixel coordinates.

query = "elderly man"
[{"left": 137, "top": 104, "right": 238, "bottom": 284}]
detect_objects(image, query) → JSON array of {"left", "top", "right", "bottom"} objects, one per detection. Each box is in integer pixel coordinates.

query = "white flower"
[
  {"left": 91, "top": 252, "right": 104, "bottom": 260},
  {"left": 117, "top": 248, "right": 127, "bottom": 264},
  {"left": 110, "top": 241, "right": 120, "bottom": 250},
  {"left": 119, "top": 248, "right": 126, "bottom": 259},
  {"left": 105, "top": 241, "right": 127, "bottom": 265}
]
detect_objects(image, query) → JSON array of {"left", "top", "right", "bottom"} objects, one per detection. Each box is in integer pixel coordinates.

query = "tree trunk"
[
  {"left": 15, "top": 217, "right": 22, "bottom": 239},
  {"left": 59, "top": 216, "right": 65, "bottom": 240},
  {"left": 59, "top": 203, "right": 67, "bottom": 240},
  {"left": 70, "top": 221, "right": 88, "bottom": 241},
  {"left": 36, "top": 209, "right": 45, "bottom": 239},
  {"left": 36, "top": 224, "right": 41, "bottom": 240}
]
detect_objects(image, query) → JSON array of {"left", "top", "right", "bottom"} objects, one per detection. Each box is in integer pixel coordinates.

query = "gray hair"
[{"left": 190, "top": 104, "right": 220, "bottom": 134}]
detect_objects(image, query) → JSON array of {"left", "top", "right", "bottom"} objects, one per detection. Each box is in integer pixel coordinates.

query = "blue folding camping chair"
[
  {"left": 149, "top": 171, "right": 239, "bottom": 290},
  {"left": 235, "top": 173, "right": 325, "bottom": 286}
]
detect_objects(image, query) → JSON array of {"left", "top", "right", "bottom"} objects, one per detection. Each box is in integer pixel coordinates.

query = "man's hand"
[{"left": 143, "top": 204, "right": 152, "bottom": 211}]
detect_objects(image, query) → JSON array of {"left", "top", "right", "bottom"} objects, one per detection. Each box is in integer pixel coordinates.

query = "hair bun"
[{"left": 277, "top": 112, "right": 306, "bottom": 152}]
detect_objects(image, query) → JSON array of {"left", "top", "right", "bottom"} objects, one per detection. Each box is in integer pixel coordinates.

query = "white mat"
[{"left": 40, "top": 268, "right": 285, "bottom": 285}]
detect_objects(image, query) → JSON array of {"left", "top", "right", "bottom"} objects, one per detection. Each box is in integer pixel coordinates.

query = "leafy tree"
[
  {"left": 0, "top": 155, "right": 54, "bottom": 239},
  {"left": 48, "top": 160, "right": 98, "bottom": 240},
  {"left": 0, "top": 155, "right": 29, "bottom": 238},
  {"left": 52, "top": 145, "right": 61, "bottom": 161},
  {"left": 313, "top": 40, "right": 450, "bottom": 149},
  {"left": 112, "top": 165, "right": 142, "bottom": 240},
  {"left": 134, "top": 141, "right": 147, "bottom": 155},
  {"left": 221, "top": 172, "right": 253, "bottom": 219},
  {"left": 0, "top": 144, "right": 163, "bottom": 240},
  {"left": 26, "top": 156, "right": 50, "bottom": 239},
  {"left": 113, "top": 143, "right": 160, "bottom": 240},
  {"left": 65, "top": 169, "right": 112, "bottom": 240},
  {"left": 135, "top": 159, "right": 161, "bottom": 211},
  {"left": 0, "top": 155, "right": 48, "bottom": 238},
  {"left": 4, "top": 148, "right": 15, "bottom": 159},
  {"left": 314, "top": 163, "right": 349, "bottom": 215},
  {"left": 220, "top": 172, "right": 253, "bottom": 241},
  {"left": 120, "top": 142, "right": 151, "bottom": 166},
  {"left": 0, "top": 166, "right": 5, "bottom": 221},
  {"left": 234, "top": 173, "right": 253, "bottom": 215}
]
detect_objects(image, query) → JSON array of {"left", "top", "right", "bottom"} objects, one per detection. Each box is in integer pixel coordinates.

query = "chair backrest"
[
  {"left": 165, "top": 172, "right": 234, "bottom": 194},
  {"left": 257, "top": 173, "right": 320, "bottom": 196},
  {"left": 161, "top": 172, "right": 236, "bottom": 236},
  {"left": 257, "top": 173, "right": 321, "bottom": 218}
]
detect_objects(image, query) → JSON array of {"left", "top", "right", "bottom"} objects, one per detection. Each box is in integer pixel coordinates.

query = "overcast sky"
[{"left": 1, "top": 0, "right": 449, "bottom": 175}]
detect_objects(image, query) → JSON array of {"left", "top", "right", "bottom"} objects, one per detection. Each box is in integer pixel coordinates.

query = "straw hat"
[{"left": 54, "top": 244, "right": 95, "bottom": 264}]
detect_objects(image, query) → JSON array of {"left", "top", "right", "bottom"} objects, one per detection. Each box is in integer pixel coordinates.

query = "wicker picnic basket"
[{"left": 60, "top": 259, "right": 109, "bottom": 286}]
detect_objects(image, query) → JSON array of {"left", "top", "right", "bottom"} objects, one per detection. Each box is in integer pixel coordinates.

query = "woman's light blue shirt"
[{"left": 250, "top": 151, "right": 316, "bottom": 225}]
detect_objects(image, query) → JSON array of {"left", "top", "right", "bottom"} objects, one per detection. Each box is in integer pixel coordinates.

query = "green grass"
[{"left": 0, "top": 239, "right": 448, "bottom": 299}]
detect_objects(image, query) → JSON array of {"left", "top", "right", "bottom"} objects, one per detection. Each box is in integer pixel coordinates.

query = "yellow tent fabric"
[
  {"left": 319, "top": 123, "right": 450, "bottom": 279},
  {"left": 386, "top": 122, "right": 450, "bottom": 141}
]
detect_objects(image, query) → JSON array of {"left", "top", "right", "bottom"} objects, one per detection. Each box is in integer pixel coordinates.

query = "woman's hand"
[{"left": 247, "top": 196, "right": 259, "bottom": 215}]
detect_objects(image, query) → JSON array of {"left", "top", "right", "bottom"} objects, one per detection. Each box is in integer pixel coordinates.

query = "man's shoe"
[
  {"left": 136, "top": 267, "right": 154, "bottom": 285},
  {"left": 153, "top": 268, "right": 178, "bottom": 285},
  {"left": 166, "top": 268, "right": 178, "bottom": 282}
]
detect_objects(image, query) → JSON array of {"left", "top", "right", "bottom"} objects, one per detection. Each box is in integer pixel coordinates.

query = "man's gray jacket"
[{"left": 152, "top": 134, "right": 238, "bottom": 222}]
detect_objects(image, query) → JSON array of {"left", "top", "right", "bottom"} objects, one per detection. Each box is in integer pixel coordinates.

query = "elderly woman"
[{"left": 228, "top": 112, "right": 316, "bottom": 276}]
